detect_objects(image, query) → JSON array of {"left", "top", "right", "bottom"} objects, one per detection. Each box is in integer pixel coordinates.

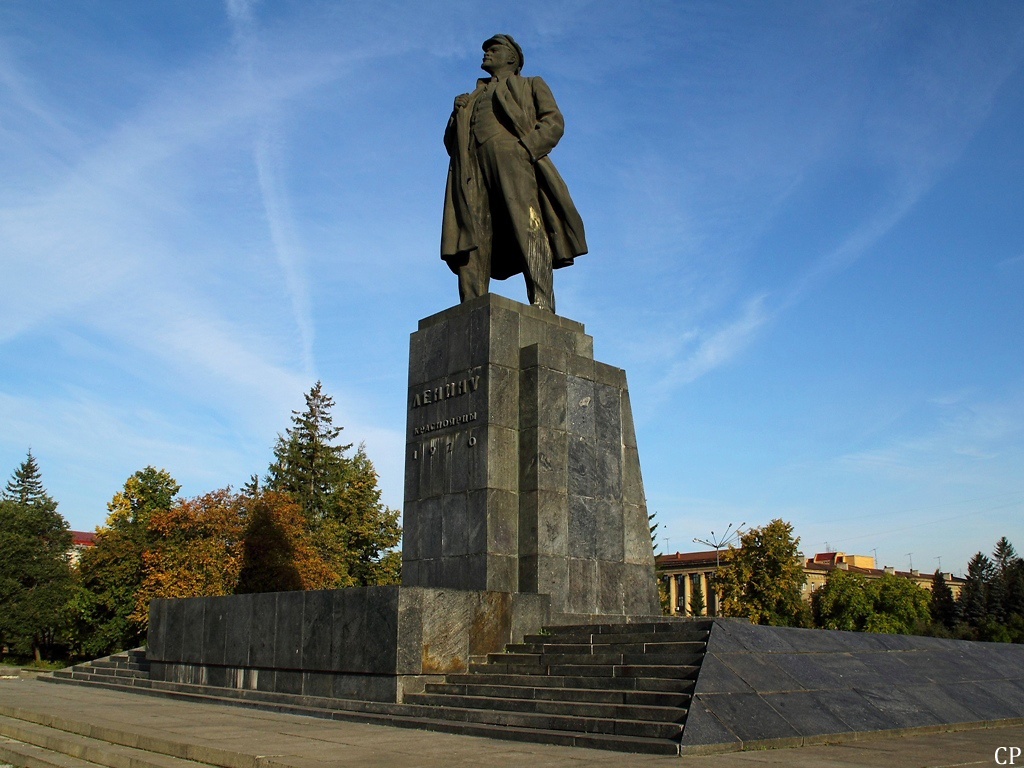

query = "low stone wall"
[{"left": 147, "top": 586, "right": 548, "bottom": 702}]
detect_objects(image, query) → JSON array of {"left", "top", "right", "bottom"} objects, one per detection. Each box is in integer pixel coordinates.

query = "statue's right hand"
[{"left": 453, "top": 93, "right": 471, "bottom": 111}]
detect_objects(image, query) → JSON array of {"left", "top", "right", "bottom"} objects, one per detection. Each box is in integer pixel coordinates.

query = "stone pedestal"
[
  {"left": 402, "top": 294, "right": 659, "bottom": 622},
  {"left": 146, "top": 586, "right": 547, "bottom": 702}
]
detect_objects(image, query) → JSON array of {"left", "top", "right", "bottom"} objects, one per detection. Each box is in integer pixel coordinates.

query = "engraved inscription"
[
  {"left": 413, "top": 411, "right": 478, "bottom": 436},
  {"left": 411, "top": 375, "right": 481, "bottom": 408}
]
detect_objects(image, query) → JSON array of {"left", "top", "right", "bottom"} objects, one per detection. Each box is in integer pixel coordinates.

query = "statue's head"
[{"left": 481, "top": 34, "right": 523, "bottom": 76}]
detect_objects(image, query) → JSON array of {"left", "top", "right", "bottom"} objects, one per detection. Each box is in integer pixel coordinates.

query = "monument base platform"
[
  {"left": 146, "top": 587, "right": 548, "bottom": 702},
  {"left": 50, "top": 616, "right": 1024, "bottom": 755}
]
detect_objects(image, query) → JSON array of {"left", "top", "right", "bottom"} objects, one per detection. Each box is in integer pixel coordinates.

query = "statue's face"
[{"left": 481, "top": 42, "right": 516, "bottom": 74}]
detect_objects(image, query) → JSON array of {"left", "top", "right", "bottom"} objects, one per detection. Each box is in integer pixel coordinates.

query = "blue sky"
[{"left": 2, "top": 1, "right": 1022, "bottom": 577}]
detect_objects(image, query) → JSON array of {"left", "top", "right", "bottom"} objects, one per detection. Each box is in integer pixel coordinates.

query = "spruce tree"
[
  {"left": 265, "top": 382, "right": 401, "bottom": 587},
  {"left": 0, "top": 452, "right": 73, "bottom": 661},
  {"left": 993, "top": 537, "right": 1018, "bottom": 577},
  {"left": 929, "top": 569, "right": 958, "bottom": 629},
  {"left": 3, "top": 450, "right": 52, "bottom": 508},
  {"left": 689, "top": 578, "right": 706, "bottom": 617},
  {"left": 957, "top": 552, "right": 994, "bottom": 628},
  {"left": 266, "top": 381, "right": 352, "bottom": 526}
]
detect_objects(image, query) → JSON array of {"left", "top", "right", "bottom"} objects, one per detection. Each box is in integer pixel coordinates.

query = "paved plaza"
[{"left": 1, "top": 677, "right": 1021, "bottom": 767}]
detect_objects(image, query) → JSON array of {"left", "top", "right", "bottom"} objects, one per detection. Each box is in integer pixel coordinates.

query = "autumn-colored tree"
[
  {"left": 712, "top": 519, "right": 806, "bottom": 626},
  {"left": 236, "top": 490, "right": 337, "bottom": 593},
  {"left": 131, "top": 489, "right": 248, "bottom": 620},
  {"left": 0, "top": 452, "right": 74, "bottom": 661},
  {"left": 75, "top": 467, "right": 179, "bottom": 655}
]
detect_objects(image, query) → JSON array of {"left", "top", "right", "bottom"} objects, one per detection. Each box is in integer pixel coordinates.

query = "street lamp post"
[{"left": 693, "top": 522, "right": 745, "bottom": 617}]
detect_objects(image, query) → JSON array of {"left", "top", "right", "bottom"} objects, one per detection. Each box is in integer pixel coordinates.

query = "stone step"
[
  {"left": 49, "top": 670, "right": 153, "bottom": 688},
  {"left": 0, "top": 737, "right": 105, "bottom": 768},
  {"left": 540, "top": 620, "right": 713, "bottom": 636},
  {"left": 404, "top": 690, "right": 684, "bottom": 724},
  {"left": 523, "top": 630, "right": 709, "bottom": 646},
  {"left": 61, "top": 666, "right": 150, "bottom": 679},
  {"left": 40, "top": 673, "right": 680, "bottom": 755},
  {"left": 446, "top": 672, "right": 694, "bottom": 693},
  {"left": 87, "top": 660, "right": 149, "bottom": 672},
  {"left": 508, "top": 640, "right": 707, "bottom": 655},
  {"left": 423, "top": 680, "right": 691, "bottom": 708},
  {"left": 469, "top": 661, "right": 701, "bottom": 680},
  {"left": 0, "top": 713, "right": 217, "bottom": 768},
  {"left": 392, "top": 698, "right": 682, "bottom": 740},
  {"left": 51, "top": 669, "right": 150, "bottom": 684},
  {"left": 486, "top": 651, "right": 705, "bottom": 667}
]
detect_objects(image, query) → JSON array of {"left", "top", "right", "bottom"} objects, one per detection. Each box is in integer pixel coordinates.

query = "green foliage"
[
  {"left": 951, "top": 538, "right": 1024, "bottom": 643},
  {"left": 265, "top": 382, "right": 401, "bottom": 587},
  {"left": 266, "top": 381, "right": 352, "bottom": 527},
  {"left": 688, "top": 577, "right": 706, "bottom": 617},
  {"left": 74, "top": 467, "right": 179, "bottom": 656},
  {"left": 957, "top": 552, "right": 995, "bottom": 628},
  {"left": 872, "top": 572, "right": 932, "bottom": 633},
  {"left": 929, "top": 569, "right": 958, "bottom": 629},
  {"left": 712, "top": 519, "right": 806, "bottom": 626},
  {"left": 0, "top": 452, "right": 74, "bottom": 661},
  {"left": 813, "top": 570, "right": 930, "bottom": 634},
  {"left": 812, "top": 569, "right": 874, "bottom": 631}
]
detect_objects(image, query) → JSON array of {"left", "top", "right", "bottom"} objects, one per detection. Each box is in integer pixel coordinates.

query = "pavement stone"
[{"left": 1, "top": 678, "right": 1021, "bottom": 767}]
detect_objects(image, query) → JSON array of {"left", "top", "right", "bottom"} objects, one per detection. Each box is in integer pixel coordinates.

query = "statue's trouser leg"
[
  {"left": 476, "top": 136, "right": 555, "bottom": 312},
  {"left": 457, "top": 248, "right": 490, "bottom": 301}
]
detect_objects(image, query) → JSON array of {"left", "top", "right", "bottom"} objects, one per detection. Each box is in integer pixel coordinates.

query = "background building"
[{"left": 656, "top": 549, "right": 965, "bottom": 616}]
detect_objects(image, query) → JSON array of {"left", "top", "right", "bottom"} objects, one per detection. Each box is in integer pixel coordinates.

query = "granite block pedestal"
[{"left": 403, "top": 294, "right": 660, "bottom": 622}]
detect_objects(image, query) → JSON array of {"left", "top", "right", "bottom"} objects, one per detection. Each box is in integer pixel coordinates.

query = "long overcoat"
[{"left": 441, "top": 75, "right": 587, "bottom": 280}]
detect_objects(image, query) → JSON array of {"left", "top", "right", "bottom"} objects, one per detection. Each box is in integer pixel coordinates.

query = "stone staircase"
[
  {"left": 403, "top": 620, "right": 711, "bottom": 752},
  {"left": 41, "top": 620, "right": 712, "bottom": 756},
  {"left": 49, "top": 649, "right": 150, "bottom": 689}
]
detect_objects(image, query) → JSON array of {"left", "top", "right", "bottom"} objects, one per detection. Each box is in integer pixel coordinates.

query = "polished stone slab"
[
  {"left": 147, "top": 586, "right": 548, "bottom": 702},
  {"left": 681, "top": 619, "right": 1024, "bottom": 754}
]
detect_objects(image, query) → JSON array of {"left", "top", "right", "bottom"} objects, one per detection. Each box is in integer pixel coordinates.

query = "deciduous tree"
[
  {"left": 236, "top": 489, "right": 337, "bottom": 593},
  {"left": 812, "top": 569, "right": 874, "bottom": 631},
  {"left": 131, "top": 489, "right": 247, "bottom": 620},
  {"left": 712, "top": 519, "right": 806, "bottom": 626},
  {"left": 75, "top": 468, "right": 179, "bottom": 655},
  {"left": 868, "top": 572, "right": 931, "bottom": 634}
]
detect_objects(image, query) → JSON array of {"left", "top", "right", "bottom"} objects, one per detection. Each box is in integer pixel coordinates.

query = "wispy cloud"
[
  {"left": 839, "top": 390, "right": 1024, "bottom": 486},
  {"left": 998, "top": 253, "right": 1024, "bottom": 269},
  {"left": 225, "top": 0, "right": 315, "bottom": 374},
  {"left": 655, "top": 294, "right": 770, "bottom": 392}
]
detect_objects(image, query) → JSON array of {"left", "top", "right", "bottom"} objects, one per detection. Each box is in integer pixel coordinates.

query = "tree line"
[
  {"left": 0, "top": 382, "right": 401, "bottom": 663},
  {"left": 706, "top": 519, "right": 1024, "bottom": 642}
]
